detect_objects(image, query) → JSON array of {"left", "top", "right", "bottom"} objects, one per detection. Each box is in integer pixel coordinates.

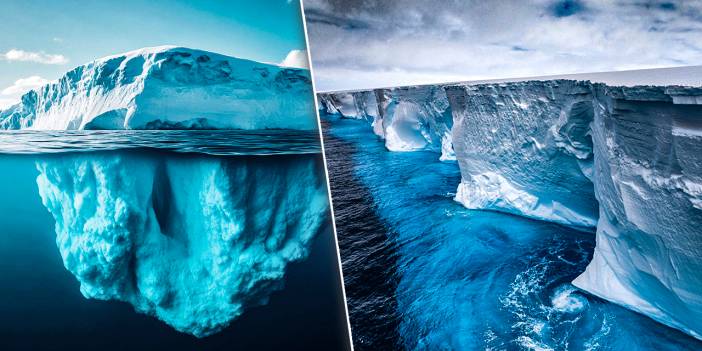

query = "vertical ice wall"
[
  {"left": 377, "top": 86, "right": 455, "bottom": 160},
  {"left": 573, "top": 85, "right": 702, "bottom": 339},
  {"left": 36, "top": 153, "right": 329, "bottom": 337},
  {"left": 0, "top": 46, "right": 317, "bottom": 130},
  {"left": 444, "top": 80, "right": 598, "bottom": 227},
  {"left": 319, "top": 85, "right": 455, "bottom": 160},
  {"left": 446, "top": 81, "right": 702, "bottom": 338},
  {"left": 318, "top": 91, "right": 378, "bottom": 121}
]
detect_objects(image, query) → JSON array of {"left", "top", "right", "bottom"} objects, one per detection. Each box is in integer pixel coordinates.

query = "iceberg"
[
  {"left": 0, "top": 46, "right": 316, "bottom": 130},
  {"left": 36, "top": 153, "right": 329, "bottom": 337},
  {"left": 318, "top": 71, "right": 702, "bottom": 339}
]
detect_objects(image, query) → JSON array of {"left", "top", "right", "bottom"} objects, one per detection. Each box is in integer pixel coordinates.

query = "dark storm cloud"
[{"left": 303, "top": 0, "right": 702, "bottom": 91}]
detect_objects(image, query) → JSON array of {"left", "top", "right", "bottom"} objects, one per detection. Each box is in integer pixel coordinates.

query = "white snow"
[
  {"left": 0, "top": 46, "right": 317, "bottom": 130},
  {"left": 280, "top": 49, "right": 309, "bottom": 69}
]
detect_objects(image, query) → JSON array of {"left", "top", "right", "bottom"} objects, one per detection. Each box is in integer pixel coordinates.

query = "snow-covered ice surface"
[
  {"left": 318, "top": 66, "right": 702, "bottom": 340},
  {"left": 0, "top": 46, "right": 317, "bottom": 130},
  {"left": 35, "top": 152, "right": 329, "bottom": 337}
]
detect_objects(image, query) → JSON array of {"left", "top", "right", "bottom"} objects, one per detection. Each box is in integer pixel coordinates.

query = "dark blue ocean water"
[
  {"left": 322, "top": 116, "right": 702, "bottom": 350},
  {"left": 0, "top": 130, "right": 349, "bottom": 351}
]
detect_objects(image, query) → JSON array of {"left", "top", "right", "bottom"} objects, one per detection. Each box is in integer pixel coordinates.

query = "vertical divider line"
[{"left": 298, "top": 1, "right": 355, "bottom": 349}]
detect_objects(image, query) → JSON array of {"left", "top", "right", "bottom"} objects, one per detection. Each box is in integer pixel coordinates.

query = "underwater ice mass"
[
  {"left": 319, "top": 80, "right": 702, "bottom": 339},
  {"left": 36, "top": 153, "right": 328, "bottom": 337}
]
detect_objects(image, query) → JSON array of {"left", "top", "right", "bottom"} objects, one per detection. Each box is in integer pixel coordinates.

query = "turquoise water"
[
  {"left": 323, "top": 116, "right": 702, "bottom": 350},
  {"left": 0, "top": 130, "right": 349, "bottom": 350}
]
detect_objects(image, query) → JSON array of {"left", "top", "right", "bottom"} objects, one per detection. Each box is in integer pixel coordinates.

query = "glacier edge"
[{"left": 318, "top": 78, "right": 702, "bottom": 339}]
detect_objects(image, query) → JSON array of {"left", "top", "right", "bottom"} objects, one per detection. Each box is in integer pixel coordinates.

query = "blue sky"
[
  {"left": 304, "top": 0, "right": 702, "bottom": 91},
  {"left": 0, "top": 0, "right": 307, "bottom": 107}
]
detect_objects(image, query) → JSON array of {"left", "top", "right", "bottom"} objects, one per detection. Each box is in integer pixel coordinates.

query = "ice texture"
[
  {"left": 318, "top": 77, "right": 702, "bottom": 339},
  {"left": 0, "top": 46, "right": 316, "bottom": 130},
  {"left": 35, "top": 153, "right": 329, "bottom": 337},
  {"left": 319, "top": 85, "right": 455, "bottom": 161},
  {"left": 446, "top": 81, "right": 597, "bottom": 227},
  {"left": 572, "top": 85, "right": 702, "bottom": 339}
]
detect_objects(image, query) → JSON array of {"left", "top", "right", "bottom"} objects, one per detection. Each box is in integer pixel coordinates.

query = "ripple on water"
[{"left": 551, "top": 285, "right": 588, "bottom": 314}]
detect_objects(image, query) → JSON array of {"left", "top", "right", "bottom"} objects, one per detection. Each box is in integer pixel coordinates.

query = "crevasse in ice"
[
  {"left": 35, "top": 153, "right": 329, "bottom": 337},
  {"left": 0, "top": 46, "right": 316, "bottom": 130},
  {"left": 318, "top": 79, "right": 702, "bottom": 339}
]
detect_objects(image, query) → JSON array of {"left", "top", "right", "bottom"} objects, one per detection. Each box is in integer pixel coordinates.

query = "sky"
[
  {"left": 303, "top": 0, "right": 702, "bottom": 91},
  {"left": 0, "top": 0, "right": 308, "bottom": 108}
]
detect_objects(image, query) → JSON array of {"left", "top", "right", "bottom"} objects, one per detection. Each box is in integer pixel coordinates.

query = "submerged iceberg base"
[{"left": 36, "top": 152, "right": 329, "bottom": 337}]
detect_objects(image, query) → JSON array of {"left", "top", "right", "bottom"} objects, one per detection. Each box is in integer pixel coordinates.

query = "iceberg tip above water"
[{"left": 0, "top": 46, "right": 316, "bottom": 131}]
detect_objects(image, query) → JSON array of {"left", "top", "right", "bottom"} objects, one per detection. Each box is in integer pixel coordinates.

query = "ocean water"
[
  {"left": 0, "top": 130, "right": 350, "bottom": 351},
  {"left": 322, "top": 116, "right": 702, "bottom": 350}
]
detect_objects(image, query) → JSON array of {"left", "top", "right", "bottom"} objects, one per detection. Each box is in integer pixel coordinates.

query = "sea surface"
[
  {"left": 0, "top": 129, "right": 321, "bottom": 155},
  {"left": 322, "top": 116, "right": 702, "bottom": 350},
  {"left": 0, "top": 129, "right": 349, "bottom": 351}
]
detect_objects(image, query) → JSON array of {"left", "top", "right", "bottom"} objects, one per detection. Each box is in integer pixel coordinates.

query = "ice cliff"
[
  {"left": 446, "top": 81, "right": 597, "bottom": 227},
  {"left": 0, "top": 46, "right": 316, "bottom": 130},
  {"left": 36, "top": 153, "right": 329, "bottom": 337},
  {"left": 572, "top": 85, "right": 702, "bottom": 339},
  {"left": 319, "top": 78, "right": 702, "bottom": 339},
  {"left": 319, "top": 85, "right": 455, "bottom": 160}
]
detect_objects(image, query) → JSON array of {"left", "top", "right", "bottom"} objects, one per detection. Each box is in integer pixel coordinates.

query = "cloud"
[
  {"left": 280, "top": 49, "right": 309, "bottom": 69},
  {"left": 303, "top": 0, "right": 702, "bottom": 91},
  {"left": 1, "top": 49, "right": 68, "bottom": 65},
  {"left": 0, "top": 76, "right": 49, "bottom": 109}
]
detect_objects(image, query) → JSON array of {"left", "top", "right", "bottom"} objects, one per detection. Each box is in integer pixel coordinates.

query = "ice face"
[
  {"left": 0, "top": 46, "right": 317, "bottom": 130},
  {"left": 318, "top": 91, "right": 382, "bottom": 138},
  {"left": 35, "top": 152, "right": 329, "bottom": 337},
  {"left": 446, "top": 81, "right": 598, "bottom": 227},
  {"left": 319, "top": 85, "right": 455, "bottom": 161},
  {"left": 318, "top": 77, "right": 702, "bottom": 340},
  {"left": 572, "top": 85, "right": 702, "bottom": 339}
]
